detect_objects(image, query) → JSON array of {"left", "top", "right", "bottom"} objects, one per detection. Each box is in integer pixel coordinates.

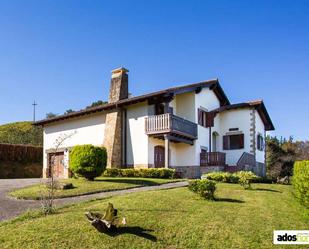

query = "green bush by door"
[{"left": 69, "top": 145, "right": 107, "bottom": 180}]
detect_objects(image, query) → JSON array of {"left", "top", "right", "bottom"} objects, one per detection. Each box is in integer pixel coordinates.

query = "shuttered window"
[
  {"left": 257, "top": 134, "right": 264, "bottom": 151},
  {"left": 198, "top": 109, "right": 214, "bottom": 128},
  {"left": 206, "top": 112, "right": 214, "bottom": 127},
  {"left": 223, "top": 134, "right": 244, "bottom": 150}
]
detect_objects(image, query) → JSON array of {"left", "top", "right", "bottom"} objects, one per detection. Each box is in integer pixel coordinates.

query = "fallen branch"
[{"left": 85, "top": 203, "right": 126, "bottom": 233}]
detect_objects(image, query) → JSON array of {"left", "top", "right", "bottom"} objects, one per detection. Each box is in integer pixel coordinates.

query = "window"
[
  {"left": 198, "top": 108, "right": 206, "bottom": 126},
  {"left": 257, "top": 134, "right": 264, "bottom": 151},
  {"left": 223, "top": 134, "right": 244, "bottom": 150},
  {"left": 198, "top": 109, "right": 214, "bottom": 127}
]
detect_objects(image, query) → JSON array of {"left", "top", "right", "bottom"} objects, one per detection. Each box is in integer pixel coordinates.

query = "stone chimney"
[
  {"left": 104, "top": 67, "right": 129, "bottom": 168},
  {"left": 108, "top": 67, "right": 129, "bottom": 102}
]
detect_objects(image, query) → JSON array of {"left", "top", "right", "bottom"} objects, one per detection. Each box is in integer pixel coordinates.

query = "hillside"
[{"left": 0, "top": 121, "right": 43, "bottom": 146}]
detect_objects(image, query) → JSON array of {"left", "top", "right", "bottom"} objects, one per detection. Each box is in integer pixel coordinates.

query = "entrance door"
[
  {"left": 48, "top": 152, "right": 65, "bottom": 178},
  {"left": 154, "top": 146, "right": 165, "bottom": 168}
]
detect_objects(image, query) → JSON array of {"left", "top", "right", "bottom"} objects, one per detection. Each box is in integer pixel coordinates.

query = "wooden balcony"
[
  {"left": 200, "top": 152, "right": 226, "bottom": 166},
  {"left": 145, "top": 113, "right": 197, "bottom": 144}
]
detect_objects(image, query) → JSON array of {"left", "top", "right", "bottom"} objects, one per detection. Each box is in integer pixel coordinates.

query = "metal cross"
[{"left": 32, "top": 101, "right": 38, "bottom": 122}]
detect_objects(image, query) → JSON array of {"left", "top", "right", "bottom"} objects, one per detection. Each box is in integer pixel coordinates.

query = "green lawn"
[
  {"left": 9, "top": 177, "right": 181, "bottom": 199},
  {"left": 1, "top": 183, "right": 308, "bottom": 249}
]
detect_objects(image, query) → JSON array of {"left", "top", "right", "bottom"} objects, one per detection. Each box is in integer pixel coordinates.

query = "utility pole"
[{"left": 32, "top": 101, "right": 38, "bottom": 122}]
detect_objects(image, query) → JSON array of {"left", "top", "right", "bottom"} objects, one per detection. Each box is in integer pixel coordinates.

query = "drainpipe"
[
  {"left": 209, "top": 127, "right": 212, "bottom": 153},
  {"left": 122, "top": 108, "right": 127, "bottom": 168}
]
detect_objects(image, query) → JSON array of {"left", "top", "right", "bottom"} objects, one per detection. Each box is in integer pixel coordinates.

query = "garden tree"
[
  {"left": 266, "top": 136, "right": 309, "bottom": 179},
  {"left": 64, "top": 109, "right": 75, "bottom": 114},
  {"left": 69, "top": 145, "right": 107, "bottom": 180},
  {"left": 86, "top": 100, "right": 107, "bottom": 109},
  {"left": 41, "top": 132, "right": 75, "bottom": 214},
  {"left": 46, "top": 112, "right": 58, "bottom": 119}
]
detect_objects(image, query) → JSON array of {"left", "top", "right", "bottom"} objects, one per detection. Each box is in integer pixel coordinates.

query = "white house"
[{"left": 34, "top": 67, "right": 274, "bottom": 178}]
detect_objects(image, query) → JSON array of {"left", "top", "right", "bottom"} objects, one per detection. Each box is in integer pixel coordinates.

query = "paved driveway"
[
  {"left": 0, "top": 179, "right": 188, "bottom": 222},
  {"left": 0, "top": 179, "right": 43, "bottom": 221}
]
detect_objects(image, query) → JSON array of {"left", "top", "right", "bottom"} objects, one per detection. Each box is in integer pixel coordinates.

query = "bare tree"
[{"left": 41, "top": 132, "right": 75, "bottom": 214}]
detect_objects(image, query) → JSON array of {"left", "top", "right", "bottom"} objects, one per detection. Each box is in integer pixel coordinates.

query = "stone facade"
[
  {"left": 249, "top": 109, "right": 256, "bottom": 156},
  {"left": 172, "top": 166, "right": 201, "bottom": 178},
  {"left": 200, "top": 165, "right": 225, "bottom": 175},
  {"left": 104, "top": 68, "right": 128, "bottom": 168},
  {"left": 254, "top": 162, "right": 266, "bottom": 177}
]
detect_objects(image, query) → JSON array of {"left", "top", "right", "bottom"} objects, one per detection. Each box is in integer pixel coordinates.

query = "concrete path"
[{"left": 0, "top": 179, "right": 188, "bottom": 222}]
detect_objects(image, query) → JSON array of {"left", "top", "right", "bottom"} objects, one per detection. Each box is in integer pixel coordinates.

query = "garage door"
[{"left": 48, "top": 152, "right": 65, "bottom": 178}]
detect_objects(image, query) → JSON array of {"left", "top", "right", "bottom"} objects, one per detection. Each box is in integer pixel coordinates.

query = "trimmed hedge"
[
  {"left": 203, "top": 171, "right": 264, "bottom": 184},
  {"left": 103, "top": 168, "right": 175, "bottom": 179},
  {"left": 69, "top": 145, "right": 107, "bottom": 180},
  {"left": 293, "top": 161, "right": 309, "bottom": 207},
  {"left": 188, "top": 179, "right": 216, "bottom": 200},
  {"left": 203, "top": 172, "right": 239, "bottom": 183}
]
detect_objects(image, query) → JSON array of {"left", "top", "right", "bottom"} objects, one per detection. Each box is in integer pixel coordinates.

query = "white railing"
[{"left": 145, "top": 113, "right": 171, "bottom": 133}]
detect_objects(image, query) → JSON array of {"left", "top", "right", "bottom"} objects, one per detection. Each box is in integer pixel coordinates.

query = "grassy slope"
[
  {"left": 9, "top": 177, "right": 181, "bottom": 199},
  {"left": 0, "top": 121, "right": 43, "bottom": 146},
  {"left": 1, "top": 183, "right": 308, "bottom": 249}
]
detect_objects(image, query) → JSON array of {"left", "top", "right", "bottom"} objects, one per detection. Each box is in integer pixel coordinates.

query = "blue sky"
[{"left": 0, "top": 0, "right": 308, "bottom": 140}]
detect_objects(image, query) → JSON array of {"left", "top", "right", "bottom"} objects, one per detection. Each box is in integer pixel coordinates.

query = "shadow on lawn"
[
  {"left": 215, "top": 198, "right": 245, "bottom": 203},
  {"left": 103, "top": 227, "right": 157, "bottom": 242},
  {"left": 120, "top": 208, "right": 188, "bottom": 213},
  {"left": 95, "top": 178, "right": 162, "bottom": 186},
  {"left": 253, "top": 188, "right": 282, "bottom": 193}
]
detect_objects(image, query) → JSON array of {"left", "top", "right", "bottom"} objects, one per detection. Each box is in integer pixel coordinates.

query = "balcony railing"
[
  {"left": 200, "top": 152, "right": 226, "bottom": 166},
  {"left": 145, "top": 113, "right": 197, "bottom": 139}
]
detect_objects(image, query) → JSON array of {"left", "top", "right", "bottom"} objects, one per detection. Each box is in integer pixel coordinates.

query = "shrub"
[
  {"left": 203, "top": 172, "right": 240, "bottom": 183},
  {"left": 103, "top": 168, "right": 175, "bottom": 179},
  {"left": 102, "top": 168, "right": 120, "bottom": 177},
  {"left": 120, "top": 168, "right": 136, "bottom": 177},
  {"left": 293, "top": 161, "right": 309, "bottom": 207},
  {"left": 203, "top": 171, "right": 260, "bottom": 189},
  {"left": 236, "top": 171, "right": 258, "bottom": 189},
  {"left": 69, "top": 145, "right": 107, "bottom": 180},
  {"left": 188, "top": 179, "right": 200, "bottom": 193},
  {"left": 204, "top": 172, "right": 224, "bottom": 182},
  {"left": 188, "top": 179, "right": 216, "bottom": 200}
]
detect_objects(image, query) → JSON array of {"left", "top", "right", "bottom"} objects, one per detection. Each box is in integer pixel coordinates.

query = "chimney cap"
[{"left": 111, "top": 67, "right": 129, "bottom": 74}]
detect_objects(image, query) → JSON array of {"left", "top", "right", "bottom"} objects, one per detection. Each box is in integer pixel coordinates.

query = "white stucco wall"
[
  {"left": 126, "top": 102, "right": 149, "bottom": 166},
  {"left": 194, "top": 87, "right": 221, "bottom": 165},
  {"left": 219, "top": 109, "right": 252, "bottom": 165},
  {"left": 146, "top": 88, "right": 221, "bottom": 168},
  {"left": 148, "top": 137, "right": 195, "bottom": 167},
  {"left": 43, "top": 113, "right": 106, "bottom": 170},
  {"left": 255, "top": 112, "right": 266, "bottom": 163},
  {"left": 174, "top": 92, "right": 195, "bottom": 122}
]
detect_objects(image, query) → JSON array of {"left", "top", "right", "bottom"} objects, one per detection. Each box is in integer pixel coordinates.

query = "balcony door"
[
  {"left": 212, "top": 132, "right": 219, "bottom": 152},
  {"left": 154, "top": 145, "right": 165, "bottom": 168}
]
